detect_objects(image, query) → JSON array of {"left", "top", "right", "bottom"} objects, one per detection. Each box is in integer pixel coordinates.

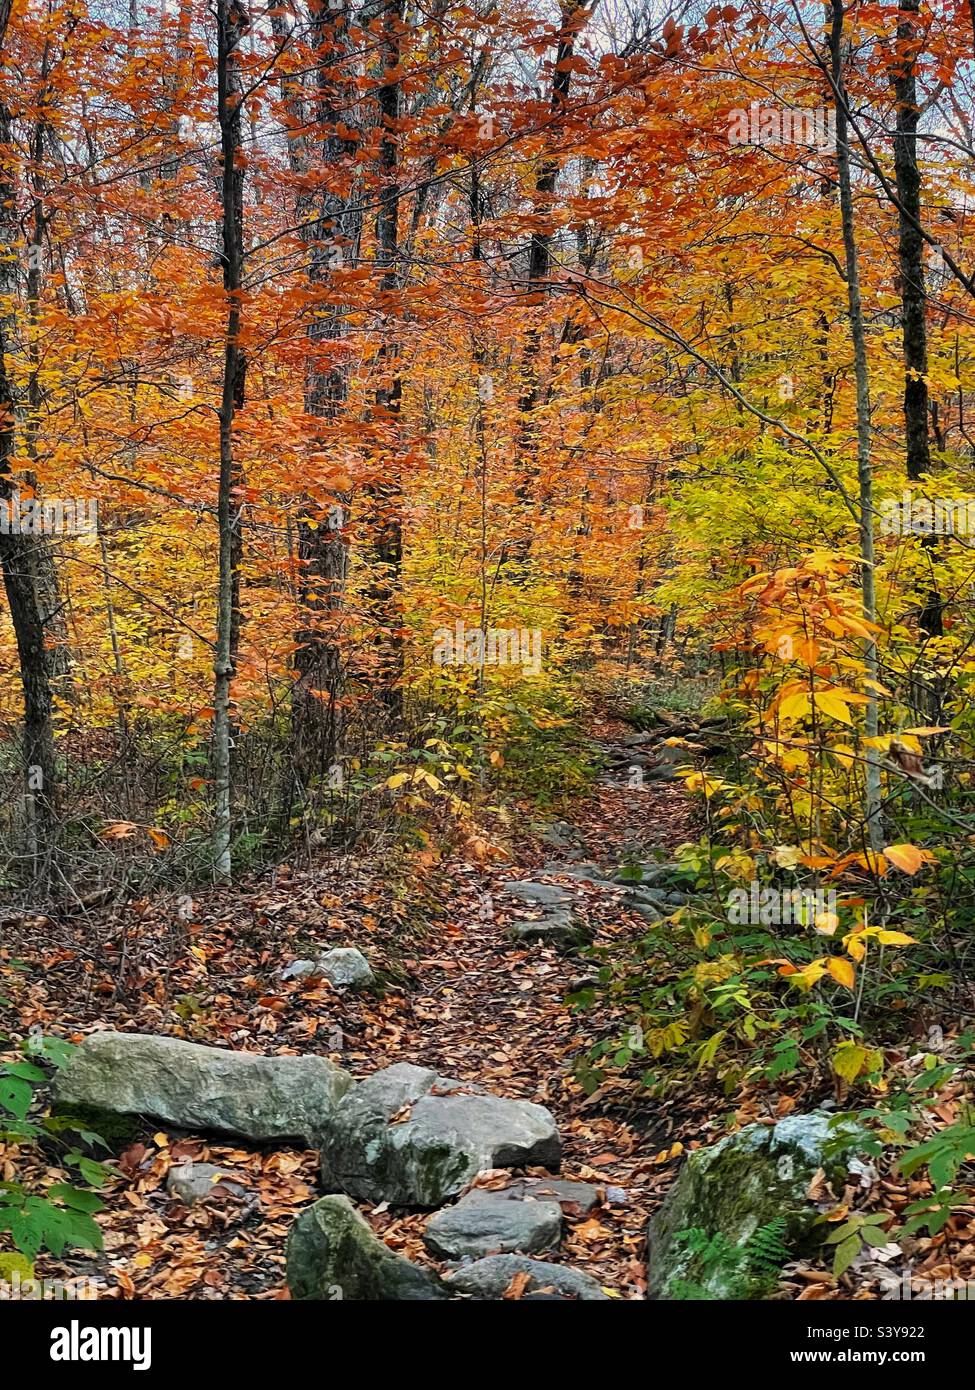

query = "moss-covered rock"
[
  {"left": 646, "top": 1111, "right": 870, "bottom": 1299},
  {"left": 320, "top": 1062, "right": 561, "bottom": 1207},
  {"left": 287, "top": 1196, "right": 447, "bottom": 1301},
  {"left": 47, "top": 1101, "right": 146, "bottom": 1153},
  {"left": 54, "top": 1032, "right": 353, "bottom": 1146}
]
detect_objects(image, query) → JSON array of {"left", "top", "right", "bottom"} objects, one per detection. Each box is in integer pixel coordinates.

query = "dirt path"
[{"left": 6, "top": 735, "right": 704, "bottom": 1300}]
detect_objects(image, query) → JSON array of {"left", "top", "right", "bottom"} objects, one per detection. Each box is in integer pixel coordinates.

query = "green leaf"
[
  {"left": 825, "top": 1220, "right": 859, "bottom": 1244},
  {"left": 833, "top": 1235, "right": 860, "bottom": 1278},
  {"left": 47, "top": 1184, "right": 104, "bottom": 1214},
  {"left": 0, "top": 1061, "right": 45, "bottom": 1083},
  {"left": 861, "top": 1226, "right": 891, "bottom": 1248},
  {"left": 0, "top": 1075, "right": 32, "bottom": 1122}
]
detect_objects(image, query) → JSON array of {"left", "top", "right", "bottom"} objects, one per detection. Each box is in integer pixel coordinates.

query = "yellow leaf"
[
  {"left": 814, "top": 690, "right": 852, "bottom": 725},
  {"left": 833, "top": 1041, "right": 869, "bottom": 1082},
  {"left": 815, "top": 911, "right": 839, "bottom": 936},
  {"left": 788, "top": 960, "right": 827, "bottom": 989},
  {"left": 827, "top": 956, "right": 855, "bottom": 988},
  {"left": 844, "top": 931, "right": 867, "bottom": 962},
  {"left": 778, "top": 691, "right": 811, "bottom": 722},
  {"left": 875, "top": 930, "right": 917, "bottom": 947},
  {"left": 385, "top": 772, "right": 410, "bottom": 790}
]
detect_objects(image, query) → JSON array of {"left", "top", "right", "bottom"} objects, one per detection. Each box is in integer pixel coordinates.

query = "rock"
[
  {"left": 287, "top": 1196, "right": 446, "bottom": 1301},
  {"left": 502, "top": 881, "right": 592, "bottom": 948},
  {"left": 540, "top": 862, "right": 606, "bottom": 883},
  {"left": 280, "top": 959, "right": 318, "bottom": 980},
  {"left": 446, "top": 1254, "right": 609, "bottom": 1301},
  {"left": 424, "top": 1190, "right": 563, "bottom": 1260},
  {"left": 613, "top": 862, "right": 692, "bottom": 889},
  {"left": 320, "top": 1062, "right": 561, "bottom": 1207},
  {"left": 646, "top": 1111, "right": 870, "bottom": 1299},
  {"left": 499, "top": 1177, "right": 602, "bottom": 1213},
  {"left": 627, "top": 900, "right": 666, "bottom": 924},
  {"left": 316, "top": 948, "right": 374, "bottom": 988},
  {"left": 538, "top": 820, "right": 589, "bottom": 853},
  {"left": 501, "top": 881, "right": 572, "bottom": 908},
  {"left": 55, "top": 1032, "right": 353, "bottom": 1146},
  {"left": 166, "top": 1162, "right": 247, "bottom": 1206},
  {"left": 618, "top": 731, "right": 658, "bottom": 748},
  {"left": 508, "top": 908, "right": 592, "bottom": 948},
  {"left": 280, "top": 947, "right": 374, "bottom": 988}
]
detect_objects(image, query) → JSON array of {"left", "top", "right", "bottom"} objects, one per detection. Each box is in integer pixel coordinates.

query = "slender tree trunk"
[
  {"left": 891, "top": 0, "right": 942, "bottom": 640},
  {"left": 212, "top": 0, "right": 247, "bottom": 882},
  {"left": 366, "top": 0, "right": 404, "bottom": 718},
  {"left": 508, "top": 0, "right": 585, "bottom": 571},
  {"left": 831, "top": 0, "right": 883, "bottom": 852},
  {"left": 0, "top": 1, "right": 57, "bottom": 867}
]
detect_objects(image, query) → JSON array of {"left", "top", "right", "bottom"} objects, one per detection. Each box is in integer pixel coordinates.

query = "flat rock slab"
[
  {"left": 55, "top": 1032, "right": 353, "bottom": 1146},
  {"left": 501, "top": 881, "right": 573, "bottom": 908},
  {"left": 446, "top": 1254, "right": 609, "bottom": 1301},
  {"left": 540, "top": 862, "right": 607, "bottom": 884},
  {"left": 498, "top": 1177, "right": 602, "bottom": 1213},
  {"left": 508, "top": 908, "right": 592, "bottom": 949},
  {"left": 288, "top": 1196, "right": 446, "bottom": 1301},
  {"left": 320, "top": 1062, "right": 561, "bottom": 1207},
  {"left": 424, "top": 1190, "right": 563, "bottom": 1260}
]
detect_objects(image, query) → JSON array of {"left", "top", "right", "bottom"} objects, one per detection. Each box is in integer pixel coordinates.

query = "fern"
[
  {"left": 666, "top": 1219, "right": 792, "bottom": 1299},
  {"left": 744, "top": 1217, "right": 791, "bottom": 1276}
]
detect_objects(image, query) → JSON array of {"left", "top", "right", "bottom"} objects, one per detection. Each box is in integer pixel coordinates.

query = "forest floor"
[
  {"left": 7, "top": 716, "right": 974, "bottom": 1302},
  {"left": 2, "top": 714, "right": 731, "bottom": 1300}
]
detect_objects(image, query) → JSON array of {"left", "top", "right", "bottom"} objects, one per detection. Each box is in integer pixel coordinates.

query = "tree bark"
[
  {"left": 891, "top": 0, "right": 942, "bottom": 639},
  {"left": 212, "top": 0, "right": 247, "bottom": 882},
  {"left": 0, "top": 0, "right": 57, "bottom": 866},
  {"left": 281, "top": 0, "right": 362, "bottom": 789},
  {"left": 831, "top": 0, "right": 883, "bottom": 853},
  {"left": 366, "top": 0, "right": 404, "bottom": 717}
]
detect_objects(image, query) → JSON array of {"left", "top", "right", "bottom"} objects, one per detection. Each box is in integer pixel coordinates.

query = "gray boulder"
[
  {"left": 424, "top": 1189, "right": 563, "bottom": 1260},
  {"left": 280, "top": 947, "right": 374, "bottom": 988},
  {"left": 446, "top": 1254, "right": 609, "bottom": 1301},
  {"left": 320, "top": 1062, "right": 561, "bottom": 1207},
  {"left": 287, "top": 1196, "right": 446, "bottom": 1301},
  {"left": 55, "top": 1032, "right": 353, "bottom": 1146},
  {"left": 316, "top": 947, "right": 374, "bottom": 988},
  {"left": 647, "top": 1111, "right": 870, "bottom": 1299}
]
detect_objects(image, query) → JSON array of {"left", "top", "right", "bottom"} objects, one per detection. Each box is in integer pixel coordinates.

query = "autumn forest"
[{"left": 1, "top": 0, "right": 975, "bottom": 1337}]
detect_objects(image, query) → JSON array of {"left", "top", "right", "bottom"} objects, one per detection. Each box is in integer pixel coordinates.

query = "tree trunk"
[
  {"left": 0, "top": 1, "right": 57, "bottom": 867},
  {"left": 282, "top": 0, "right": 362, "bottom": 790},
  {"left": 831, "top": 0, "right": 883, "bottom": 853},
  {"left": 366, "top": 0, "right": 404, "bottom": 718},
  {"left": 508, "top": 0, "right": 585, "bottom": 572},
  {"left": 891, "top": 0, "right": 942, "bottom": 640},
  {"left": 212, "top": 0, "right": 247, "bottom": 882}
]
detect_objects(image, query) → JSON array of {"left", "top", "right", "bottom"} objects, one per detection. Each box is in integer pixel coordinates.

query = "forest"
[{"left": 1, "top": 0, "right": 974, "bottom": 1344}]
